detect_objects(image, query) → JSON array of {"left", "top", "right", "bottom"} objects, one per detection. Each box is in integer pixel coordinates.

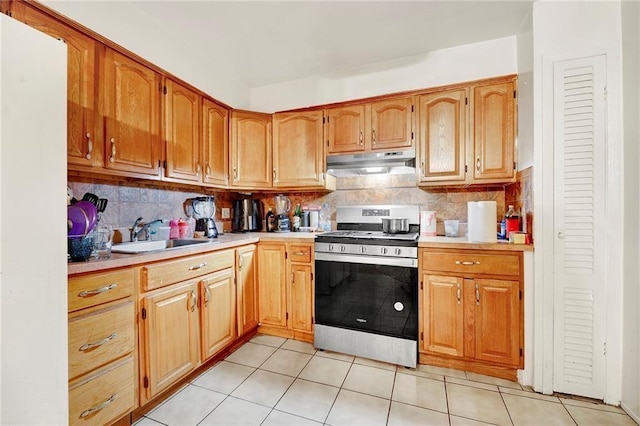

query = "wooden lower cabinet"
[
  {"left": 257, "top": 241, "right": 314, "bottom": 341},
  {"left": 200, "top": 268, "right": 236, "bottom": 360},
  {"left": 236, "top": 244, "right": 259, "bottom": 336},
  {"left": 68, "top": 268, "right": 137, "bottom": 425},
  {"left": 419, "top": 248, "right": 523, "bottom": 381},
  {"left": 142, "top": 280, "right": 200, "bottom": 399}
]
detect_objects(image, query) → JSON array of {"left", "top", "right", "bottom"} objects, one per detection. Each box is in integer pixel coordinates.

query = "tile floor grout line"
[{"left": 497, "top": 387, "right": 516, "bottom": 426}]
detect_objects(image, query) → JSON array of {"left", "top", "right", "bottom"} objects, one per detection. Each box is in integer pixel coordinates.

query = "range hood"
[{"left": 326, "top": 149, "right": 416, "bottom": 176}]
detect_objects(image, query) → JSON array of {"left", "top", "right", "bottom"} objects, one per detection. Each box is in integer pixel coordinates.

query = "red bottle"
[{"left": 505, "top": 205, "right": 519, "bottom": 239}]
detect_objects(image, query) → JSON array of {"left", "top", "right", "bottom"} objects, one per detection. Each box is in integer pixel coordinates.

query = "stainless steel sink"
[{"left": 112, "top": 239, "right": 213, "bottom": 253}]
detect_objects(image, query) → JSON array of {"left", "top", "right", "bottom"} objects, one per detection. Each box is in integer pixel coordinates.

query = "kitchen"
[{"left": 0, "top": 0, "right": 638, "bottom": 425}]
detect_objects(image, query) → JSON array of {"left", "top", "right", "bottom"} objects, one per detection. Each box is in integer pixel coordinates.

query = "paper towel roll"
[{"left": 467, "top": 201, "right": 497, "bottom": 242}]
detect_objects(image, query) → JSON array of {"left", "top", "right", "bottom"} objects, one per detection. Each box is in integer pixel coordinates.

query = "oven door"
[{"left": 314, "top": 252, "right": 418, "bottom": 341}]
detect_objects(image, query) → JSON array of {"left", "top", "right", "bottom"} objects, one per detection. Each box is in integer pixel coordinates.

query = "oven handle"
[{"left": 314, "top": 251, "right": 417, "bottom": 268}]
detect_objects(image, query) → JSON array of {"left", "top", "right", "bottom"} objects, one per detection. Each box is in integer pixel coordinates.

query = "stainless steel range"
[{"left": 314, "top": 205, "right": 419, "bottom": 368}]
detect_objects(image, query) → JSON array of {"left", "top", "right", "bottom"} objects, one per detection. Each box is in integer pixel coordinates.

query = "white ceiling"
[{"left": 58, "top": 1, "right": 533, "bottom": 89}]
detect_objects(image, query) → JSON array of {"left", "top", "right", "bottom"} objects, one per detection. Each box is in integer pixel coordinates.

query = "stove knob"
[
  {"left": 340, "top": 245, "right": 346, "bottom": 252},
  {"left": 395, "top": 248, "right": 402, "bottom": 256},
  {"left": 328, "top": 244, "right": 334, "bottom": 252},
  {"left": 381, "top": 247, "right": 388, "bottom": 255}
]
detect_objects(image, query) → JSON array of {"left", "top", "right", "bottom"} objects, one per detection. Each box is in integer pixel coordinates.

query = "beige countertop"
[
  {"left": 419, "top": 235, "right": 534, "bottom": 252},
  {"left": 68, "top": 231, "right": 317, "bottom": 276}
]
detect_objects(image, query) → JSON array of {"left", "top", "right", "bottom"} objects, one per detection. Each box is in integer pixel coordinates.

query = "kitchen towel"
[{"left": 467, "top": 201, "right": 497, "bottom": 243}]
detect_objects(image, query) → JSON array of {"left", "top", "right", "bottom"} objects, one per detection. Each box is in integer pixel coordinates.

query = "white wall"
[
  {"left": 516, "top": 9, "right": 534, "bottom": 171},
  {"left": 250, "top": 36, "right": 518, "bottom": 112},
  {"left": 621, "top": 1, "right": 640, "bottom": 421},
  {"left": 532, "top": 0, "right": 624, "bottom": 404},
  {"left": 0, "top": 15, "right": 68, "bottom": 424},
  {"left": 41, "top": 0, "right": 251, "bottom": 109}
]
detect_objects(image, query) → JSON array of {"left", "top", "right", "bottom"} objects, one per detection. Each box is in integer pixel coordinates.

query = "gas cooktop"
[{"left": 318, "top": 230, "right": 419, "bottom": 241}]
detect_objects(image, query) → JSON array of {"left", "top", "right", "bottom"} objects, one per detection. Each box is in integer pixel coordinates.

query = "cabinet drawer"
[
  {"left": 69, "top": 356, "right": 135, "bottom": 426},
  {"left": 421, "top": 251, "right": 520, "bottom": 277},
  {"left": 289, "top": 244, "right": 312, "bottom": 263},
  {"left": 68, "top": 269, "right": 134, "bottom": 312},
  {"left": 68, "top": 301, "right": 135, "bottom": 380},
  {"left": 142, "top": 249, "right": 234, "bottom": 291}
]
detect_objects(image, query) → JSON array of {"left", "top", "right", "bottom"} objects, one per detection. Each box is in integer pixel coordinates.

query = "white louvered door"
[{"left": 552, "top": 55, "right": 606, "bottom": 399}]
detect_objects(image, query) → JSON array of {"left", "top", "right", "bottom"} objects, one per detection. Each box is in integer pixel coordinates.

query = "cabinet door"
[
  {"left": 164, "top": 79, "right": 201, "bottom": 182},
  {"left": 200, "top": 268, "right": 236, "bottom": 360},
  {"left": 417, "top": 89, "right": 467, "bottom": 183},
  {"left": 273, "top": 110, "right": 325, "bottom": 188},
  {"left": 327, "top": 105, "right": 366, "bottom": 154},
  {"left": 237, "top": 245, "right": 259, "bottom": 336},
  {"left": 290, "top": 263, "right": 313, "bottom": 333},
  {"left": 102, "top": 48, "right": 161, "bottom": 176},
  {"left": 421, "top": 274, "right": 464, "bottom": 357},
  {"left": 473, "top": 279, "right": 520, "bottom": 366},
  {"left": 142, "top": 281, "right": 199, "bottom": 399},
  {"left": 202, "top": 98, "right": 229, "bottom": 187},
  {"left": 257, "top": 243, "right": 287, "bottom": 328},
  {"left": 10, "top": 3, "right": 98, "bottom": 168},
  {"left": 472, "top": 81, "right": 515, "bottom": 181},
  {"left": 370, "top": 97, "right": 413, "bottom": 151},
  {"left": 229, "top": 111, "right": 272, "bottom": 188}
]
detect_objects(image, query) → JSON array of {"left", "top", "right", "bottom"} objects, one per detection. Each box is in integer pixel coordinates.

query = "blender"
[
  {"left": 189, "top": 196, "right": 218, "bottom": 238},
  {"left": 274, "top": 195, "right": 291, "bottom": 232}
]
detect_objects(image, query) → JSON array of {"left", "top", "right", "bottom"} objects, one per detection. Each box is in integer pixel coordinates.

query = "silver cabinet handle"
[
  {"left": 79, "top": 333, "right": 117, "bottom": 352},
  {"left": 456, "top": 284, "right": 461, "bottom": 305},
  {"left": 190, "top": 290, "right": 197, "bottom": 312},
  {"left": 372, "top": 129, "right": 377, "bottom": 146},
  {"left": 196, "top": 163, "right": 201, "bottom": 177},
  {"left": 291, "top": 272, "right": 295, "bottom": 285},
  {"left": 206, "top": 164, "right": 211, "bottom": 177},
  {"left": 233, "top": 167, "right": 238, "bottom": 181},
  {"left": 85, "top": 132, "right": 92, "bottom": 160},
  {"left": 293, "top": 251, "right": 306, "bottom": 256},
  {"left": 273, "top": 168, "right": 277, "bottom": 182},
  {"left": 238, "top": 254, "right": 244, "bottom": 270},
  {"left": 476, "top": 156, "right": 480, "bottom": 173},
  {"left": 109, "top": 137, "right": 116, "bottom": 163},
  {"left": 204, "top": 287, "right": 210, "bottom": 307},
  {"left": 455, "top": 261, "right": 480, "bottom": 266},
  {"left": 475, "top": 283, "right": 480, "bottom": 305},
  {"left": 78, "top": 283, "right": 117, "bottom": 298},
  {"left": 359, "top": 130, "right": 364, "bottom": 145},
  {"left": 189, "top": 262, "right": 207, "bottom": 271},
  {"left": 420, "top": 161, "right": 425, "bottom": 177},
  {"left": 80, "top": 394, "right": 118, "bottom": 418}
]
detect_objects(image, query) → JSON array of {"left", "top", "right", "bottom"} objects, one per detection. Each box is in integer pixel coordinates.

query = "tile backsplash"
[{"left": 69, "top": 169, "right": 536, "bottom": 239}]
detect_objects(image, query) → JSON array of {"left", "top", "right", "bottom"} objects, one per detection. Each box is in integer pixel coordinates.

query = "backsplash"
[{"left": 69, "top": 169, "right": 537, "bottom": 239}]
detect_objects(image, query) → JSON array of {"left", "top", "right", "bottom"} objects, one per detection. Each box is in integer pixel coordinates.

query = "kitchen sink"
[{"left": 112, "top": 239, "right": 213, "bottom": 253}]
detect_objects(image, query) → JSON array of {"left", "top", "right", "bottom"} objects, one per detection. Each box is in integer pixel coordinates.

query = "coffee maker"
[
  {"left": 232, "top": 198, "right": 263, "bottom": 232},
  {"left": 274, "top": 195, "right": 291, "bottom": 232},
  {"left": 187, "top": 196, "right": 218, "bottom": 238}
]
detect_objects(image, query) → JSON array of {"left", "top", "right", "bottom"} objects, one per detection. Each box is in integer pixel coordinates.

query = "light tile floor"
[{"left": 137, "top": 335, "right": 638, "bottom": 426}]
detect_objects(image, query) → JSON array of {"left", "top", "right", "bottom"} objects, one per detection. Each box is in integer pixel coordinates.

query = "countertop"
[
  {"left": 69, "top": 231, "right": 533, "bottom": 276},
  {"left": 419, "top": 235, "right": 534, "bottom": 252}
]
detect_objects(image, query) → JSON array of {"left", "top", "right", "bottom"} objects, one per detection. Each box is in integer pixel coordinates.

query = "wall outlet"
[{"left": 221, "top": 208, "right": 230, "bottom": 219}]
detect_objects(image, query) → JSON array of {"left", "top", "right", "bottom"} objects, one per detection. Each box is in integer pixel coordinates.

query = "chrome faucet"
[{"left": 131, "top": 217, "right": 163, "bottom": 242}]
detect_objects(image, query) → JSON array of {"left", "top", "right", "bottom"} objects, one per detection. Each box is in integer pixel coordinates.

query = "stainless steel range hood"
[{"left": 326, "top": 149, "right": 416, "bottom": 176}]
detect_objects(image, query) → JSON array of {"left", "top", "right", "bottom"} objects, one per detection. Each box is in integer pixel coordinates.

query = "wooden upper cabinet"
[
  {"left": 327, "top": 105, "right": 366, "bottom": 154},
  {"left": 370, "top": 97, "right": 413, "bottom": 151},
  {"left": 472, "top": 81, "right": 516, "bottom": 181},
  {"left": 9, "top": 2, "right": 99, "bottom": 168},
  {"left": 202, "top": 98, "right": 229, "bottom": 187},
  {"left": 417, "top": 89, "right": 467, "bottom": 183},
  {"left": 102, "top": 48, "right": 161, "bottom": 177},
  {"left": 229, "top": 111, "right": 272, "bottom": 189},
  {"left": 164, "top": 79, "right": 201, "bottom": 182},
  {"left": 272, "top": 110, "right": 325, "bottom": 189}
]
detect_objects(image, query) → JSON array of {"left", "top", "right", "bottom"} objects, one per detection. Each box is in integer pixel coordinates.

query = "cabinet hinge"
[
  {"left": 311, "top": 272, "right": 314, "bottom": 281},
  {"left": 420, "top": 332, "right": 424, "bottom": 341},
  {"left": 411, "top": 105, "right": 414, "bottom": 113},
  {"left": 465, "top": 165, "right": 468, "bottom": 173},
  {"left": 158, "top": 159, "right": 162, "bottom": 168},
  {"left": 519, "top": 290, "right": 522, "bottom": 300},
  {"left": 323, "top": 116, "right": 325, "bottom": 124},
  {"left": 286, "top": 312, "right": 289, "bottom": 320},
  {"left": 411, "top": 131, "right": 414, "bottom": 140},
  {"left": 465, "top": 97, "right": 468, "bottom": 105},
  {"left": 326, "top": 116, "right": 329, "bottom": 123},
  {"left": 519, "top": 348, "right": 523, "bottom": 357},
  {"left": 163, "top": 86, "right": 167, "bottom": 95},
  {"left": 144, "top": 376, "right": 149, "bottom": 388},
  {"left": 326, "top": 140, "right": 329, "bottom": 147},
  {"left": 513, "top": 161, "right": 516, "bottom": 170},
  {"left": 163, "top": 160, "right": 167, "bottom": 169},
  {"left": 420, "top": 281, "right": 423, "bottom": 290},
  {"left": 285, "top": 251, "right": 288, "bottom": 259},
  {"left": 513, "top": 90, "right": 517, "bottom": 99},
  {"left": 141, "top": 307, "right": 147, "bottom": 320}
]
